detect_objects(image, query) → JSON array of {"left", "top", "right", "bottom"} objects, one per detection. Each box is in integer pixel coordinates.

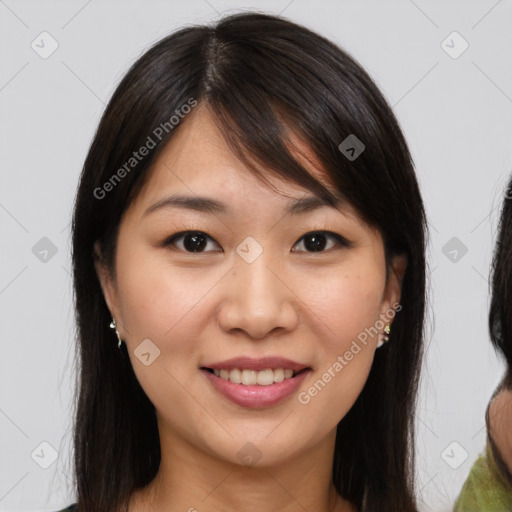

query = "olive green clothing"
[{"left": 454, "top": 438, "right": 512, "bottom": 511}]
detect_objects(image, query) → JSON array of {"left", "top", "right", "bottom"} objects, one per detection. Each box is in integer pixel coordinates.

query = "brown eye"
[
  {"left": 292, "top": 231, "right": 351, "bottom": 253},
  {"left": 165, "top": 231, "right": 221, "bottom": 253},
  {"left": 164, "top": 229, "right": 351, "bottom": 254}
]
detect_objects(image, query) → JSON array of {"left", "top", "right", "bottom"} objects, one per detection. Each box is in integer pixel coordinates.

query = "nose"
[{"left": 216, "top": 250, "right": 299, "bottom": 340}]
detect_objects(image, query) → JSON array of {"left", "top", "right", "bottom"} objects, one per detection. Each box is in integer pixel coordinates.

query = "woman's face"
[{"left": 96, "top": 104, "right": 405, "bottom": 468}]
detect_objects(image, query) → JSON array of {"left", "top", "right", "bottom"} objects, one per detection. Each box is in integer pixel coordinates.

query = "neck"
[{"left": 128, "top": 422, "right": 355, "bottom": 512}]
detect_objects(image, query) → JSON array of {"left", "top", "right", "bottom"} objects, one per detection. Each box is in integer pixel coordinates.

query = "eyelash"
[{"left": 162, "top": 229, "right": 352, "bottom": 254}]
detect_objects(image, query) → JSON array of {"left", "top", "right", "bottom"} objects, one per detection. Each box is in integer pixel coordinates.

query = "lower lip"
[{"left": 201, "top": 369, "right": 311, "bottom": 409}]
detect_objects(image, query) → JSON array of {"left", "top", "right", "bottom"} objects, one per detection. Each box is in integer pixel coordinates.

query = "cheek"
[
  {"left": 305, "top": 262, "right": 384, "bottom": 352},
  {"left": 295, "top": 263, "right": 383, "bottom": 416},
  {"left": 115, "top": 242, "right": 214, "bottom": 343},
  {"left": 113, "top": 246, "right": 212, "bottom": 413}
]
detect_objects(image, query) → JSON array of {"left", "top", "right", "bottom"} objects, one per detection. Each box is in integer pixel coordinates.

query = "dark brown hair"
[
  {"left": 490, "top": 178, "right": 512, "bottom": 382},
  {"left": 486, "top": 177, "right": 512, "bottom": 487},
  {"left": 71, "top": 11, "right": 428, "bottom": 511}
]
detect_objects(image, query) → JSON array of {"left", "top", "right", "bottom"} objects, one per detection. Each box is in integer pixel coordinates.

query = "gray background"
[{"left": 1, "top": 0, "right": 512, "bottom": 510}]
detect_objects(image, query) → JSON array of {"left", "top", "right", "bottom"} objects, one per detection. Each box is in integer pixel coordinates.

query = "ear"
[
  {"left": 380, "top": 253, "right": 407, "bottom": 322},
  {"left": 93, "top": 241, "right": 121, "bottom": 326}
]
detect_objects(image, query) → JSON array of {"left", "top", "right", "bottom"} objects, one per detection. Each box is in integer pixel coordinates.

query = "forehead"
[{"left": 128, "top": 104, "right": 358, "bottom": 221}]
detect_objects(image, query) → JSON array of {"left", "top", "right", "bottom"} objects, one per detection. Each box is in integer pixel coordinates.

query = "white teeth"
[
  {"left": 256, "top": 369, "right": 274, "bottom": 386},
  {"left": 210, "top": 367, "right": 299, "bottom": 385},
  {"left": 229, "top": 368, "right": 242, "bottom": 384},
  {"left": 273, "top": 368, "right": 284, "bottom": 383},
  {"left": 241, "top": 369, "right": 257, "bottom": 385}
]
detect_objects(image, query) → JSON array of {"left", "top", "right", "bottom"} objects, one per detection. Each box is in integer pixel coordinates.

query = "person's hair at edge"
[
  {"left": 489, "top": 175, "right": 512, "bottom": 389},
  {"left": 70, "top": 11, "right": 428, "bottom": 512},
  {"left": 485, "top": 174, "right": 512, "bottom": 488}
]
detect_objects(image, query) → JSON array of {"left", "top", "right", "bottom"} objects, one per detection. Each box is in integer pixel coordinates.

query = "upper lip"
[{"left": 202, "top": 356, "right": 310, "bottom": 372}]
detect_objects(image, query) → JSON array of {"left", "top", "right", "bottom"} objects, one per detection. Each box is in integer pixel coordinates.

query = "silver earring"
[
  {"left": 377, "top": 323, "right": 391, "bottom": 348},
  {"left": 109, "top": 318, "right": 123, "bottom": 349}
]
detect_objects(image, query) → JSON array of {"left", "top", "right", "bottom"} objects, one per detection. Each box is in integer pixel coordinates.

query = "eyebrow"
[{"left": 143, "top": 193, "right": 343, "bottom": 217}]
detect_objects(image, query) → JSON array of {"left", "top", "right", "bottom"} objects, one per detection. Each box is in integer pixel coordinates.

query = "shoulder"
[
  {"left": 55, "top": 505, "right": 77, "bottom": 512},
  {"left": 454, "top": 442, "right": 512, "bottom": 511}
]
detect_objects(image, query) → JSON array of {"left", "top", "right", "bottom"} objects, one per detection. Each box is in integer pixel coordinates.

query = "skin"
[
  {"left": 95, "top": 103, "right": 407, "bottom": 512},
  {"left": 489, "top": 386, "right": 512, "bottom": 476}
]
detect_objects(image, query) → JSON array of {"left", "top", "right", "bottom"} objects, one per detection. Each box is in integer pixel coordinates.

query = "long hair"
[
  {"left": 71, "top": 12, "right": 428, "bottom": 511},
  {"left": 486, "top": 176, "right": 512, "bottom": 488},
  {"left": 489, "top": 177, "right": 512, "bottom": 380}
]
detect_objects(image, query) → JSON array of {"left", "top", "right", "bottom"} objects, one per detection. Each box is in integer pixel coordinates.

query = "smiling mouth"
[{"left": 201, "top": 367, "right": 311, "bottom": 386}]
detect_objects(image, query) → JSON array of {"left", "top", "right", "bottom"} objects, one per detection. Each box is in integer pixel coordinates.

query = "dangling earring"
[
  {"left": 109, "top": 318, "right": 123, "bottom": 349},
  {"left": 377, "top": 323, "right": 391, "bottom": 348}
]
